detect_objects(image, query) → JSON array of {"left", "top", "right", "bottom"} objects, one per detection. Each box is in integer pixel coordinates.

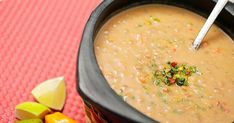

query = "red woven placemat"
[{"left": 0, "top": 0, "right": 101, "bottom": 122}]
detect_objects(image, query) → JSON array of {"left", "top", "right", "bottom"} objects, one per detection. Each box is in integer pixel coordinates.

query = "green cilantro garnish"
[{"left": 153, "top": 62, "right": 197, "bottom": 86}]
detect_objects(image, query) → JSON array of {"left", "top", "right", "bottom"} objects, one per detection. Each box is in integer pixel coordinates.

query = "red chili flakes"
[
  {"left": 171, "top": 62, "right": 177, "bottom": 68},
  {"left": 214, "top": 48, "right": 222, "bottom": 53},
  {"left": 172, "top": 48, "right": 177, "bottom": 52},
  {"left": 186, "top": 71, "right": 191, "bottom": 76},
  {"left": 169, "top": 78, "right": 175, "bottom": 84},
  {"left": 201, "top": 41, "right": 208, "bottom": 48}
]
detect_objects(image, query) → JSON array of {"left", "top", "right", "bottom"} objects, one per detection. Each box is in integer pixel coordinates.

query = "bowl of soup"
[{"left": 77, "top": 0, "right": 234, "bottom": 123}]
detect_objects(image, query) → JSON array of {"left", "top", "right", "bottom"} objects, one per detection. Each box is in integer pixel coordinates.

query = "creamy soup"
[{"left": 94, "top": 5, "right": 234, "bottom": 123}]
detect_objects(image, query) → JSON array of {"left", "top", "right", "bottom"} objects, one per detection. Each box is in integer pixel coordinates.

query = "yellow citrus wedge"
[
  {"left": 15, "top": 102, "right": 51, "bottom": 120},
  {"left": 31, "top": 76, "right": 66, "bottom": 110}
]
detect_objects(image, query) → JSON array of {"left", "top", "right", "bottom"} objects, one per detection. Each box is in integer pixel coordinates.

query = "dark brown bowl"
[{"left": 76, "top": 0, "right": 234, "bottom": 123}]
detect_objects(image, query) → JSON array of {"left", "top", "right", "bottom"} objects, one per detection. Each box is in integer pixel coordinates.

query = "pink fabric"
[{"left": 0, "top": 0, "right": 101, "bottom": 122}]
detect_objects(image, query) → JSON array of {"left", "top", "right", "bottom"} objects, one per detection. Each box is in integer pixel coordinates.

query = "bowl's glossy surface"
[{"left": 77, "top": 0, "right": 234, "bottom": 123}]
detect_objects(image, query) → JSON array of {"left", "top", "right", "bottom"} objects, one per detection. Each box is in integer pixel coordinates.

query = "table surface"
[{"left": 0, "top": 0, "right": 101, "bottom": 122}]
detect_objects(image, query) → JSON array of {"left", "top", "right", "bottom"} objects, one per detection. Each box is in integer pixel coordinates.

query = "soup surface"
[{"left": 94, "top": 5, "right": 234, "bottom": 123}]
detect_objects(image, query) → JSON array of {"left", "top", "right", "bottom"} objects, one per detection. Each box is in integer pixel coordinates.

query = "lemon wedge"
[{"left": 31, "top": 77, "right": 66, "bottom": 110}]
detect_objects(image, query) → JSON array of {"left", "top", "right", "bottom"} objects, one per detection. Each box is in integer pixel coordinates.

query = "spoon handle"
[{"left": 192, "top": 0, "right": 229, "bottom": 50}]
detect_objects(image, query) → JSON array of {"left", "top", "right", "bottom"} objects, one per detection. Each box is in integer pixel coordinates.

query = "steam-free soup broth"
[{"left": 94, "top": 5, "right": 234, "bottom": 123}]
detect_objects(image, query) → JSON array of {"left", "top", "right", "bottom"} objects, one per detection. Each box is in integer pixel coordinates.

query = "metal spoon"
[{"left": 192, "top": 0, "right": 229, "bottom": 50}]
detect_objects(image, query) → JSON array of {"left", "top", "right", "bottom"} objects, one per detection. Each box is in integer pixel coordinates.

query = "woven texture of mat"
[{"left": 0, "top": 0, "right": 101, "bottom": 122}]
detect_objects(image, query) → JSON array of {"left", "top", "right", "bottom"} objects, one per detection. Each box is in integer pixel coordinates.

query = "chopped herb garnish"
[
  {"left": 131, "top": 96, "right": 135, "bottom": 100},
  {"left": 144, "top": 16, "right": 160, "bottom": 26},
  {"left": 152, "top": 62, "right": 197, "bottom": 86},
  {"left": 137, "top": 24, "right": 143, "bottom": 27},
  {"left": 144, "top": 20, "right": 152, "bottom": 25},
  {"left": 150, "top": 16, "right": 160, "bottom": 22}
]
